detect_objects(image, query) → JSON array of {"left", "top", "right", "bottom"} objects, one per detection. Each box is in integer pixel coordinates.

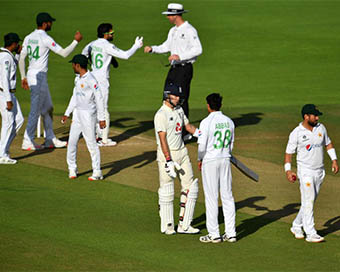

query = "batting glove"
[
  {"left": 135, "top": 36, "right": 144, "bottom": 48},
  {"left": 165, "top": 160, "right": 177, "bottom": 179}
]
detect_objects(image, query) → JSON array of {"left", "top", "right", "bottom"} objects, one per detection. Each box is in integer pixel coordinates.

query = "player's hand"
[
  {"left": 165, "top": 160, "right": 176, "bottom": 179},
  {"left": 99, "top": 120, "right": 106, "bottom": 129},
  {"left": 61, "top": 115, "right": 68, "bottom": 124},
  {"left": 74, "top": 31, "right": 83, "bottom": 42},
  {"left": 198, "top": 161, "right": 202, "bottom": 171},
  {"left": 331, "top": 160, "right": 339, "bottom": 174},
  {"left": 21, "top": 78, "right": 29, "bottom": 90},
  {"left": 6, "top": 101, "right": 13, "bottom": 111},
  {"left": 15, "top": 44, "right": 22, "bottom": 54},
  {"left": 168, "top": 54, "right": 180, "bottom": 61},
  {"left": 134, "top": 36, "right": 143, "bottom": 48},
  {"left": 286, "top": 170, "right": 297, "bottom": 183},
  {"left": 111, "top": 56, "right": 119, "bottom": 68},
  {"left": 144, "top": 46, "right": 152, "bottom": 53}
]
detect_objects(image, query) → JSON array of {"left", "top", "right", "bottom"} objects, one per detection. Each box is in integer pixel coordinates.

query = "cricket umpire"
[
  {"left": 284, "top": 104, "right": 339, "bottom": 243},
  {"left": 154, "top": 83, "right": 201, "bottom": 235},
  {"left": 145, "top": 3, "right": 202, "bottom": 135}
]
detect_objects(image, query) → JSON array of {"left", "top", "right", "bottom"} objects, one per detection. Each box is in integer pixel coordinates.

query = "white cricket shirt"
[
  {"left": 154, "top": 103, "right": 189, "bottom": 150},
  {"left": 286, "top": 122, "right": 331, "bottom": 170},
  {"left": 151, "top": 21, "right": 202, "bottom": 63},
  {"left": 82, "top": 38, "right": 139, "bottom": 80},
  {"left": 197, "top": 111, "right": 235, "bottom": 161},
  {"left": 21, "top": 29, "right": 63, "bottom": 75},
  {"left": 0, "top": 48, "right": 17, "bottom": 101},
  {"left": 64, "top": 72, "right": 105, "bottom": 121}
]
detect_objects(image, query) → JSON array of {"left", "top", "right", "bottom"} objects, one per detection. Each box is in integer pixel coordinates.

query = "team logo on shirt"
[
  {"left": 80, "top": 84, "right": 84, "bottom": 88},
  {"left": 175, "top": 122, "right": 182, "bottom": 132},
  {"left": 94, "top": 84, "right": 99, "bottom": 90},
  {"left": 52, "top": 42, "right": 56, "bottom": 47},
  {"left": 306, "top": 182, "right": 311, "bottom": 187},
  {"left": 306, "top": 143, "right": 322, "bottom": 151},
  {"left": 318, "top": 133, "right": 322, "bottom": 137},
  {"left": 180, "top": 34, "right": 185, "bottom": 39}
]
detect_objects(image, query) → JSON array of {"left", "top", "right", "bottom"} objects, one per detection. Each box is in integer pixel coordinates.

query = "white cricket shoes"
[
  {"left": 290, "top": 227, "right": 304, "bottom": 239},
  {"left": 199, "top": 234, "right": 222, "bottom": 244},
  {"left": 177, "top": 225, "right": 200, "bottom": 234},
  {"left": 88, "top": 170, "right": 103, "bottom": 181},
  {"left": 97, "top": 138, "right": 117, "bottom": 147},
  {"left": 0, "top": 157, "right": 17, "bottom": 164},
  {"left": 69, "top": 169, "right": 77, "bottom": 179},
  {"left": 222, "top": 233, "right": 237, "bottom": 243},
  {"left": 22, "top": 140, "right": 44, "bottom": 151},
  {"left": 306, "top": 233, "right": 324, "bottom": 243},
  {"left": 44, "top": 138, "right": 67, "bottom": 149}
]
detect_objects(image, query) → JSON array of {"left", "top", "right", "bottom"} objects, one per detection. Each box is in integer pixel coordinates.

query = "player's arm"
[
  {"left": 158, "top": 131, "right": 171, "bottom": 161},
  {"left": 284, "top": 153, "right": 297, "bottom": 183},
  {"left": 51, "top": 31, "right": 83, "bottom": 58},
  {"left": 145, "top": 31, "right": 171, "bottom": 54},
  {"left": 285, "top": 130, "right": 298, "bottom": 182},
  {"left": 0, "top": 57, "right": 13, "bottom": 109},
  {"left": 18, "top": 45, "right": 29, "bottom": 90},
  {"left": 326, "top": 143, "right": 339, "bottom": 174},
  {"left": 106, "top": 37, "right": 143, "bottom": 60},
  {"left": 92, "top": 82, "right": 106, "bottom": 129},
  {"left": 177, "top": 28, "right": 202, "bottom": 61},
  {"left": 197, "top": 121, "right": 208, "bottom": 171},
  {"left": 62, "top": 86, "right": 77, "bottom": 123}
]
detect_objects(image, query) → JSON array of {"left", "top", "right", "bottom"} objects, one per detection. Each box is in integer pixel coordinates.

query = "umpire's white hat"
[{"left": 162, "top": 3, "right": 188, "bottom": 15}]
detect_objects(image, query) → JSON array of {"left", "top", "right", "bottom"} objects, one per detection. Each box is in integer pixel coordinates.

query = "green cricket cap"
[
  {"left": 301, "top": 104, "right": 323, "bottom": 118},
  {"left": 4, "top": 33, "right": 22, "bottom": 45},
  {"left": 36, "top": 12, "right": 56, "bottom": 25},
  {"left": 69, "top": 54, "right": 88, "bottom": 66}
]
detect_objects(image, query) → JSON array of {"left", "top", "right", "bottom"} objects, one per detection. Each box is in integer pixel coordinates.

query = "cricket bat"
[{"left": 231, "top": 156, "right": 259, "bottom": 182}]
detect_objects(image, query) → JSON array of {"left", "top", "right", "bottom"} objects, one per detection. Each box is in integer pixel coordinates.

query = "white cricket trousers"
[
  {"left": 0, "top": 94, "right": 24, "bottom": 157},
  {"left": 24, "top": 72, "right": 55, "bottom": 142},
  {"left": 67, "top": 109, "right": 101, "bottom": 172},
  {"left": 96, "top": 79, "right": 110, "bottom": 142},
  {"left": 202, "top": 158, "right": 236, "bottom": 238},
  {"left": 293, "top": 168, "right": 325, "bottom": 235}
]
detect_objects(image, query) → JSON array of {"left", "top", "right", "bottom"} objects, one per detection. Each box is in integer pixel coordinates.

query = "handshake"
[{"left": 165, "top": 160, "right": 182, "bottom": 179}]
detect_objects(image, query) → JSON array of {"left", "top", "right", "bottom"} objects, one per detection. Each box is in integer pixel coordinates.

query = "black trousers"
[{"left": 164, "top": 63, "right": 193, "bottom": 118}]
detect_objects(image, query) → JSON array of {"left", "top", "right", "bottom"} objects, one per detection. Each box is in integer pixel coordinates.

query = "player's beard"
[
  {"left": 308, "top": 120, "right": 318, "bottom": 127},
  {"left": 108, "top": 36, "right": 113, "bottom": 41}
]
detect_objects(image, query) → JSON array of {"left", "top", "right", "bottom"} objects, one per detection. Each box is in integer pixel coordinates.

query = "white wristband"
[
  {"left": 327, "top": 148, "right": 337, "bottom": 161},
  {"left": 284, "top": 163, "right": 291, "bottom": 172}
]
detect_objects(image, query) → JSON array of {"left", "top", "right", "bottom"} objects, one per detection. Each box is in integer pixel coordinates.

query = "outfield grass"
[
  {"left": 1, "top": 0, "right": 340, "bottom": 270},
  {"left": 1, "top": 163, "right": 340, "bottom": 271}
]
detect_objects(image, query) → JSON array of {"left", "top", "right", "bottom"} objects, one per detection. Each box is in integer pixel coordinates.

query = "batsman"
[{"left": 154, "top": 83, "right": 201, "bottom": 235}]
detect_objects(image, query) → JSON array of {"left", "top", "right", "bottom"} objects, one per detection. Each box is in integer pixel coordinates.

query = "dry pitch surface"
[{"left": 9, "top": 118, "right": 340, "bottom": 237}]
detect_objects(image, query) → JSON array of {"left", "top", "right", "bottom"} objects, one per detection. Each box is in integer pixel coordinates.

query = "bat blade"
[{"left": 230, "top": 156, "right": 259, "bottom": 182}]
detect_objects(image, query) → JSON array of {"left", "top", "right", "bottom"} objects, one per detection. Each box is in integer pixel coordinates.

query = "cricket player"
[
  {"left": 0, "top": 33, "right": 24, "bottom": 164},
  {"left": 62, "top": 54, "right": 105, "bottom": 181},
  {"left": 285, "top": 104, "right": 339, "bottom": 243},
  {"left": 197, "top": 93, "right": 236, "bottom": 243},
  {"left": 145, "top": 3, "right": 202, "bottom": 141},
  {"left": 19, "top": 12, "right": 83, "bottom": 150},
  {"left": 154, "top": 82, "right": 200, "bottom": 235},
  {"left": 82, "top": 23, "right": 143, "bottom": 147}
]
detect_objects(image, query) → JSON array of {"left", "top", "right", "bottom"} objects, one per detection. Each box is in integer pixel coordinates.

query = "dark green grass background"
[{"left": 1, "top": 0, "right": 340, "bottom": 270}]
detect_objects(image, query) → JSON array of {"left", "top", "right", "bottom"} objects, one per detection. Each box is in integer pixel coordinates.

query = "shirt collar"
[
  {"left": 80, "top": 71, "right": 89, "bottom": 79},
  {"left": 0, "top": 47, "right": 15, "bottom": 58},
  {"left": 299, "top": 122, "right": 320, "bottom": 132},
  {"left": 176, "top": 21, "right": 188, "bottom": 30}
]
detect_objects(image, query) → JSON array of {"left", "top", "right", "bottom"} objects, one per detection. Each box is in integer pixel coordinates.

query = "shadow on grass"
[
  {"left": 109, "top": 112, "right": 263, "bottom": 144},
  {"left": 110, "top": 118, "right": 154, "bottom": 143},
  {"left": 192, "top": 196, "right": 300, "bottom": 240},
  {"left": 319, "top": 216, "right": 340, "bottom": 237},
  {"left": 14, "top": 148, "right": 55, "bottom": 160},
  {"left": 78, "top": 151, "right": 156, "bottom": 178}
]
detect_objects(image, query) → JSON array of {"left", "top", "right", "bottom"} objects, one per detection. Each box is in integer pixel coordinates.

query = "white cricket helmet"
[{"left": 162, "top": 3, "right": 188, "bottom": 15}]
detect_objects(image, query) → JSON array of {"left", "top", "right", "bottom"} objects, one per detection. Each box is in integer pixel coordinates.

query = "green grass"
[
  {"left": 1, "top": 163, "right": 340, "bottom": 271},
  {"left": 1, "top": 0, "right": 340, "bottom": 270}
]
